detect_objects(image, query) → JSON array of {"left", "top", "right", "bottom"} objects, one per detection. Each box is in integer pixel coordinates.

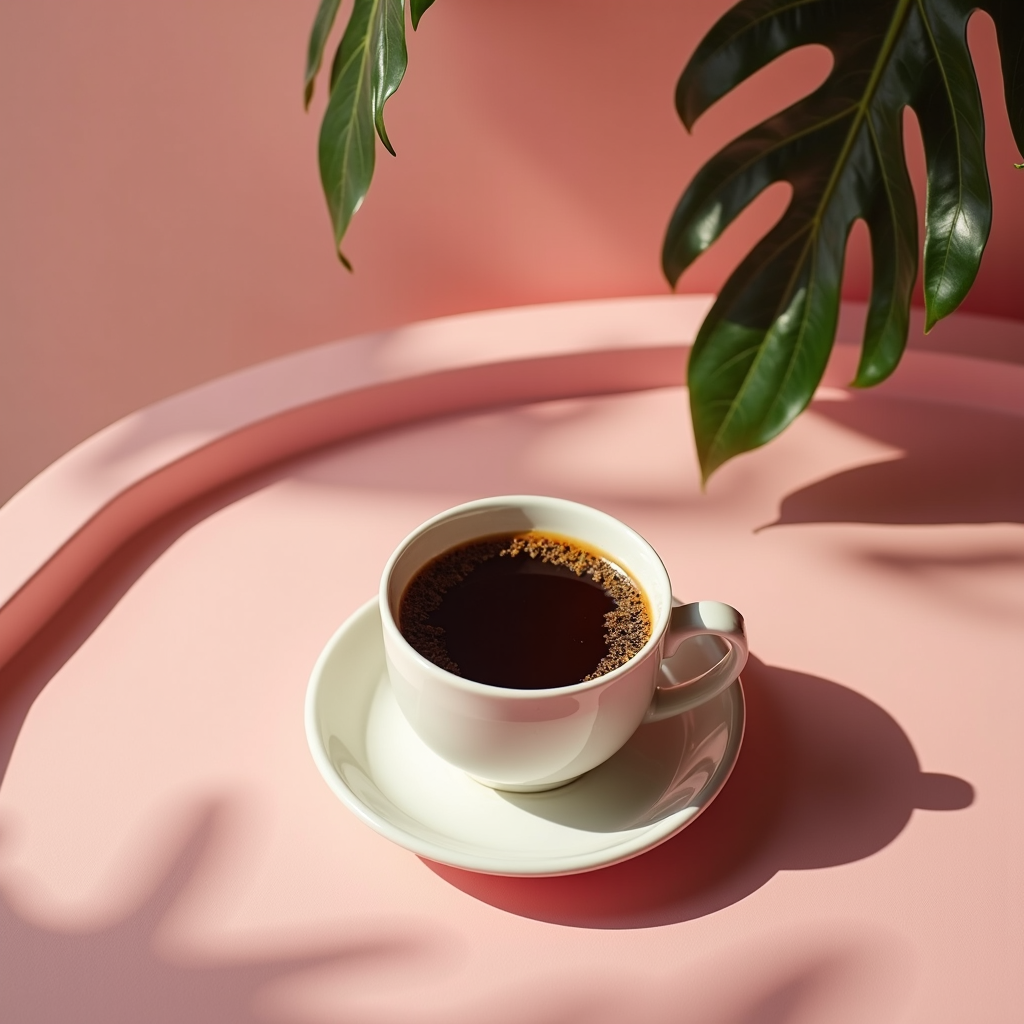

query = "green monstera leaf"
[
  {"left": 664, "top": 0, "right": 1024, "bottom": 482},
  {"left": 306, "top": 0, "right": 430, "bottom": 268}
]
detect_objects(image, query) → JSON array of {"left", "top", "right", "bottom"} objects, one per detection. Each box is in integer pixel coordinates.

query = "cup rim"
[{"left": 378, "top": 494, "right": 672, "bottom": 698}]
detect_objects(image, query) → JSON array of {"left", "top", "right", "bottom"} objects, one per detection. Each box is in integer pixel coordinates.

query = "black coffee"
[{"left": 398, "top": 533, "right": 651, "bottom": 689}]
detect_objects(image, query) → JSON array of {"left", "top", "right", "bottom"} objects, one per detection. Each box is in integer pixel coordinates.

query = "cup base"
[{"left": 469, "top": 773, "right": 583, "bottom": 793}]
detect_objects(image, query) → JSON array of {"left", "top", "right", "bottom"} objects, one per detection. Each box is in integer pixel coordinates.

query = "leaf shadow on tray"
[
  {"left": 0, "top": 463, "right": 301, "bottom": 790},
  {"left": 0, "top": 800, "right": 423, "bottom": 1024},
  {"left": 424, "top": 655, "right": 973, "bottom": 929},
  {"left": 0, "top": 801, "right": 600, "bottom": 1024},
  {"left": 762, "top": 394, "right": 1024, "bottom": 529},
  {"left": 0, "top": 802, "right": 902, "bottom": 1024}
]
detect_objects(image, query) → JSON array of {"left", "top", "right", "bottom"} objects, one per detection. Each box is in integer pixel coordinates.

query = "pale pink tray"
[{"left": 1, "top": 297, "right": 1022, "bottom": 1022}]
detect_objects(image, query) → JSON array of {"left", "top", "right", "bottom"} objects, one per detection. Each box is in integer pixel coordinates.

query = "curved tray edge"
[
  {"left": 2, "top": 294, "right": 1023, "bottom": 673},
  {"left": 0, "top": 296, "right": 710, "bottom": 670}
]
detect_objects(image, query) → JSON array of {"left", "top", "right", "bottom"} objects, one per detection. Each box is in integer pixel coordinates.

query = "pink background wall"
[{"left": 2, "top": 0, "right": 1021, "bottom": 505}]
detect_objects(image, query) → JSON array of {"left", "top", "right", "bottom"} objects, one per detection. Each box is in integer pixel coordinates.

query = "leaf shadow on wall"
[
  {"left": 762, "top": 394, "right": 1024, "bottom": 529},
  {"left": 425, "top": 655, "right": 973, "bottom": 928}
]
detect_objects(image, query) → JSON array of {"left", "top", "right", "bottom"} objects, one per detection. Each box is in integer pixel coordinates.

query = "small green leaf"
[
  {"left": 916, "top": 1, "right": 990, "bottom": 333},
  {"left": 373, "top": 0, "right": 408, "bottom": 156},
  {"left": 304, "top": 0, "right": 343, "bottom": 109},
  {"left": 317, "top": 0, "right": 408, "bottom": 264},
  {"left": 410, "top": 0, "right": 436, "bottom": 31},
  {"left": 665, "top": 0, "right": 1023, "bottom": 480},
  {"left": 855, "top": 101, "right": 917, "bottom": 386}
]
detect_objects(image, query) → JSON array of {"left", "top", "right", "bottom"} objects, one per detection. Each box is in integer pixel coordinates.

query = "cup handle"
[{"left": 643, "top": 600, "right": 748, "bottom": 723}]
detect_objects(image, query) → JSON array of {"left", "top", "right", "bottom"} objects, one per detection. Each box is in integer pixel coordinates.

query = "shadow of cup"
[{"left": 424, "top": 655, "right": 973, "bottom": 928}]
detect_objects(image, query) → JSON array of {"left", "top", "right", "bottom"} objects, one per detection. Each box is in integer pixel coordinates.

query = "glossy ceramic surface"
[{"left": 307, "top": 600, "right": 745, "bottom": 875}]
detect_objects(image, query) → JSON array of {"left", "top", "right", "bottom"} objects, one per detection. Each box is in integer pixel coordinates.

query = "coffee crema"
[{"left": 398, "top": 532, "right": 652, "bottom": 689}]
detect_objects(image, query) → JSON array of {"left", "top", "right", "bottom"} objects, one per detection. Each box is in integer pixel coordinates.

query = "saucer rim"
[{"left": 306, "top": 598, "right": 746, "bottom": 877}]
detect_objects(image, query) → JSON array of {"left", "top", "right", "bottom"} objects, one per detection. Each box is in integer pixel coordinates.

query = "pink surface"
[
  {"left": 0, "top": 296, "right": 709, "bottom": 671},
  {"left": 2, "top": 2, "right": 1021, "bottom": 506},
  {"left": 1, "top": 305, "right": 1022, "bottom": 1021}
]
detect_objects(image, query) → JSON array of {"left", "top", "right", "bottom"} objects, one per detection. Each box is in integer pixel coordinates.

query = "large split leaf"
[
  {"left": 307, "top": 0, "right": 415, "bottom": 268},
  {"left": 664, "top": 0, "right": 1024, "bottom": 482}
]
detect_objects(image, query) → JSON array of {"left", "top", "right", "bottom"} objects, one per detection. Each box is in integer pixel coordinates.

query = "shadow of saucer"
[{"left": 423, "top": 655, "right": 973, "bottom": 928}]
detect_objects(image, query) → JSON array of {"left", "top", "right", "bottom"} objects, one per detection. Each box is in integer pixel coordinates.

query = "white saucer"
[{"left": 305, "top": 600, "right": 745, "bottom": 876}]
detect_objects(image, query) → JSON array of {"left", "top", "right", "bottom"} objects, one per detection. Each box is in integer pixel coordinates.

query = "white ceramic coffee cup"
[{"left": 380, "top": 495, "right": 747, "bottom": 792}]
